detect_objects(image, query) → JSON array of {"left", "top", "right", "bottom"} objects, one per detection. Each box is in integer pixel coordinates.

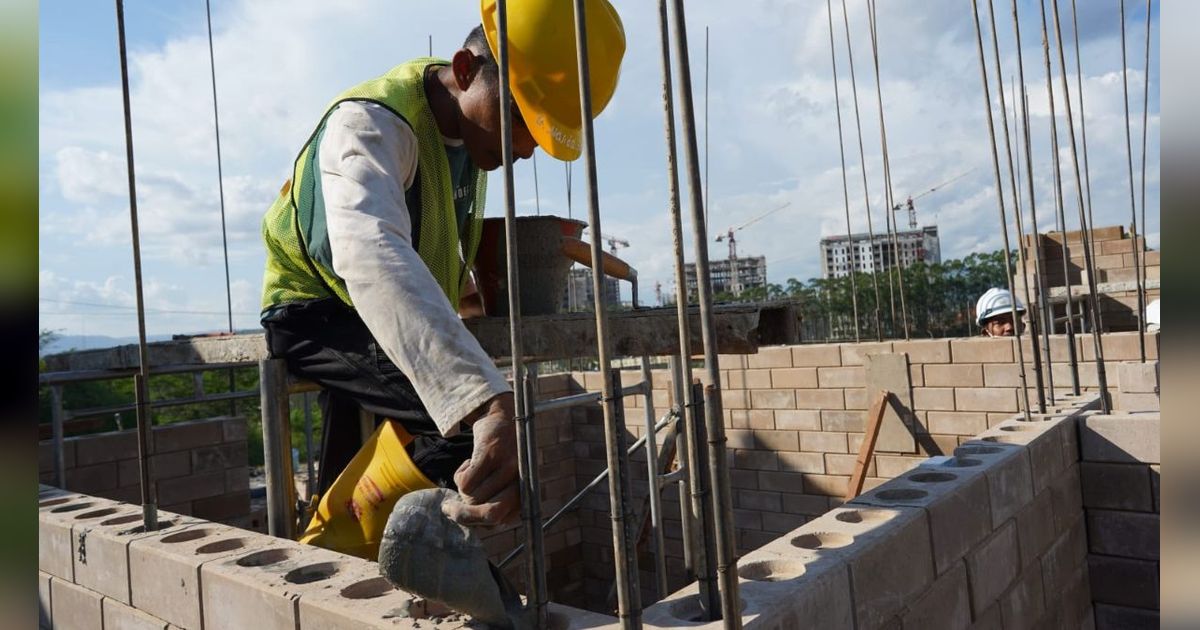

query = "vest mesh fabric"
[{"left": 261, "top": 58, "right": 487, "bottom": 312}]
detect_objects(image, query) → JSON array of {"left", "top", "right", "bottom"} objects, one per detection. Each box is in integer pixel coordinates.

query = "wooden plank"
[
  {"left": 43, "top": 303, "right": 802, "bottom": 372},
  {"left": 846, "top": 390, "right": 890, "bottom": 501}
]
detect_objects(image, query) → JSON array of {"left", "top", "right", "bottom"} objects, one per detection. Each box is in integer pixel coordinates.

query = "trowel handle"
[{"left": 560, "top": 236, "right": 636, "bottom": 281}]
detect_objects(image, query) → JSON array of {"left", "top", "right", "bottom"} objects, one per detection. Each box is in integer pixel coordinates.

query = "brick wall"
[
  {"left": 37, "top": 417, "right": 250, "bottom": 524},
  {"left": 566, "top": 331, "right": 1155, "bottom": 611},
  {"left": 37, "top": 486, "right": 612, "bottom": 630},
  {"left": 1079, "top": 363, "right": 1160, "bottom": 628}
]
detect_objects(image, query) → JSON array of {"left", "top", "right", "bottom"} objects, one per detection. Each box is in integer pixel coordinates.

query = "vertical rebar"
[
  {"left": 114, "top": 0, "right": 158, "bottom": 532},
  {"left": 668, "top": 357, "right": 697, "bottom": 584},
  {"left": 1069, "top": 0, "right": 1103, "bottom": 334},
  {"left": 668, "top": 0, "right": 741, "bottom": 624},
  {"left": 571, "top": 0, "right": 641, "bottom": 623},
  {"left": 261, "top": 358, "right": 296, "bottom": 539},
  {"left": 987, "top": 0, "right": 1044, "bottom": 414},
  {"left": 1038, "top": 0, "right": 1081, "bottom": 395},
  {"left": 827, "top": 0, "right": 861, "bottom": 343},
  {"left": 640, "top": 357, "right": 669, "bottom": 600},
  {"left": 839, "top": 0, "right": 883, "bottom": 341},
  {"left": 1119, "top": 0, "right": 1147, "bottom": 360},
  {"left": 657, "top": 0, "right": 717, "bottom": 612},
  {"left": 865, "top": 0, "right": 910, "bottom": 340},
  {"left": 522, "top": 368, "right": 548, "bottom": 624},
  {"left": 1011, "top": 0, "right": 1057, "bottom": 404},
  {"left": 1050, "top": 0, "right": 1111, "bottom": 413},
  {"left": 1137, "top": 0, "right": 1153, "bottom": 350},
  {"left": 493, "top": 1, "right": 546, "bottom": 624},
  {"left": 971, "top": 0, "right": 1033, "bottom": 423}
]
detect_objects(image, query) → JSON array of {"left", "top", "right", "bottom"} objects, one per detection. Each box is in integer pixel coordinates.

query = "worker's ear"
[{"left": 450, "top": 49, "right": 478, "bottom": 92}]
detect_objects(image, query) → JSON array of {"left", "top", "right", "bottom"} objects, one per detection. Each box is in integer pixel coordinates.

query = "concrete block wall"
[
  {"left": 1079, "top": 409, "right": 1160, "bottom": 629},
  {"left": 638, "top": 397, "right": 1098, "bottom": 629},
  {"left": 565, "top": 332, "right": 1154, "bottom": 611},
  {"left": 37, "top": 417, "right": 251, "bottom": 524},
  {"left": 37, "top": 484, "right": 607, "bottom": 630}
]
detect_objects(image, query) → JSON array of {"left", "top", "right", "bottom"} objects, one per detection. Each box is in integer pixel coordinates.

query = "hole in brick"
[
  {"left": 874, "top": 489, "right": 928, "bottom": 502},
  {"left": 834, "top": 509, "right": 890, "bottom": 524},
  {"left": 40, "top": 498, "right": 70, "bottom": 508},
  {"left": 1000, "top": 424, "right": 1037, "bottom": 432},
  {"left": 75, "top": 507, "right": 121, "bottom": 520},
  {"left": 341, "top": 577, "right": 397, "bottom": 600},
  {"left": 50, "top": 502, "right": 93, "bottom": 513},
  {"left": 237, "top": 548, "right": 294, "bottom": 567},
  {"left": 791, "top": 531, "right": 853, "bottom": 550},
  {"left": 1017, "top": 414, "right": 1059, "bottom": 423},
  {"left": 119, "top": 520, "right": 178, "bottom": 534},
  {"left": 101, "top": 514, "right": 143, "bottom": 526},
  {"left": 668, "top": 594, "right": 745, "bottom": 622},
  {"left": 738, "top": 558, "right": 807, "bottom": 581},
  {"left": 943, "top": 457, "right": 982, "bottom": 468},
  {"left": 161, "top": 529, "right": 211, "bottom": 544},
  {"left": 284, "top": 561, "right": 342, "bottom": 584},
  {"left": 196, "top": 538, "right": 245, "bottom": 554},
  {"left": 954, "top": 445, "right": 1003, "bottom": 456},
  {"left": 908, "top": 472, "right": 957, "bottom": 483}
]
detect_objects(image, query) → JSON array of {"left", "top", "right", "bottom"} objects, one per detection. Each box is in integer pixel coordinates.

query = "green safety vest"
[{"left": 260, "top": 58, "right": 486, "bottom": 314}]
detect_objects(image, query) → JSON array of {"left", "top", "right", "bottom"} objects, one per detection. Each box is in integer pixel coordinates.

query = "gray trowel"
[{"left": 378, "top": 488, "right": 533, "bottom": 630}]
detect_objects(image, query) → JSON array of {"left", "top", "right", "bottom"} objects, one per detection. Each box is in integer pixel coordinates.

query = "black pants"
[{"left": 262, "top": 298, "right": 473, "bottom": 496}]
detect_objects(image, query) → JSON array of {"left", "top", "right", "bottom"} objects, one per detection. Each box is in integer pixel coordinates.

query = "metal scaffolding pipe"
[
  {"left": 1050, "top": 0, "right": 1111, "bottom": 414},
  {"left": 1038, "top": 0, "right": 1081, "bottom": 395},
  {"left": 571, "top": 0, "right": 641, "bottom": 623},
  {"left": 971, "top": 0, "right": 1033, "bottom": 423},
  {"left": 827, "top": 0, "right": 862, "bottom": 343},
  {"left": 261, "top": 358, "right": 297, "bottom": 539},
  {"left": 668, "top": 0, "right": 741, "bottom": 623},
  {"left": 987, "top": 0, "right": 1044, "bottom": 413},
  {"left": 640, "top": 357, "right": 669, "bottom": 600},
  {"left": 656, "top": 0, "right": 717, "bottom": 612},
  {"left": 114, "top": 0, "right": 158, "bottom": 532},
  {"left": 493, "top": 1, "right": 546, "bottom": 624},
  {"left": 668, "top": 359, "right": 697, "bottom": 583}
]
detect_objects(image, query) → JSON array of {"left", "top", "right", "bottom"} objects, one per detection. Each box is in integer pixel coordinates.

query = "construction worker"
[
  {"left": 258, "top": 0, "right": 625, "bottom": 550},
  {"left": 975, "top": 287, "right": 1025, "bottom": 337}
]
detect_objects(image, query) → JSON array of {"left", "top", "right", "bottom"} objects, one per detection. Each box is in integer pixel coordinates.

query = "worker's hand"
[{"left": 443, "top": 393, "right": 520, "bottom": 527}]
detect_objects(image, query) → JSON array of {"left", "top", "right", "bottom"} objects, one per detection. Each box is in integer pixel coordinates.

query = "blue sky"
[{"left": 38, "top": 0, "right": 1159, "bottom": 341}]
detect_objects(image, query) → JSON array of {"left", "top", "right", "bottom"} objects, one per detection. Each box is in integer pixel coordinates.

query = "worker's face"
[
  {"left": 982, "top": 312, "right": 1022, "bottom": 337},
  {"left": 453, "top": 49, "right": 537, "bottom": 171}
]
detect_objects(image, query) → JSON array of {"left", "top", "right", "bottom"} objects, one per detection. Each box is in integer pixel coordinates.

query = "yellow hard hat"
[{"left": 480, "top": 0, "right": 626, "bottom": 161}]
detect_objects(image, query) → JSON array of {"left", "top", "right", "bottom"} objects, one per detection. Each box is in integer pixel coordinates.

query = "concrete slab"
[{"left": 865, "top": 353, "right": 916, "bottom": 453}]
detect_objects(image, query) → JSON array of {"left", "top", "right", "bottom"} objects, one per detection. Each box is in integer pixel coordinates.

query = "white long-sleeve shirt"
[{"left": 319, "top": 101, "right": 510, "bottom": 437}]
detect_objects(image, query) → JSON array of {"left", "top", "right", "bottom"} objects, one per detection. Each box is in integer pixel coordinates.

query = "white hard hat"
[
  {"left": 1146, "top": 298, "right": 1160, "bottom": 330},
  {"left": 976, "top": 288, "right": 1025, "bottom": 326}
]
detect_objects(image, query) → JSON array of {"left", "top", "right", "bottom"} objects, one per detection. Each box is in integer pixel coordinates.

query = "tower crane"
[
  {"left": 583, "top": 230, "right": 630, "bottom": 255},
  {"left": 715, "top": 201, "right": 791, "bottom": 295},
  {"left": 892, "top": 168, "right": 976, "bottom": 229}
]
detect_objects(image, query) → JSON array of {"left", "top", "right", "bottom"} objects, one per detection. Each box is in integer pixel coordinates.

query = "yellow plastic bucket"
[{"left": 298, "top": 420, "right": 436, "bottom": 559}]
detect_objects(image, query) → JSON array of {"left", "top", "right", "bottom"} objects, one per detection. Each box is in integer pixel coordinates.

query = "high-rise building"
[
  {"left": 561, "top": 267, "right": 620, "bottom": 312},
  {"left": 683, "top": 255, "right": 767, "bottom": 300},
  {"left": 820, "top": 226, "right": 941, "bottom": 279}
]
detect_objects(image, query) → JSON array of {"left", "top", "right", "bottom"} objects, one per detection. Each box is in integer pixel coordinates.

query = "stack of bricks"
[
  {"left": 1079, "top": 366, "right": 1160, "bottom": 628},
  {"left": 1018, "top": 225, "right": 1160, "bottom": 331},
  {"left": 638, "top": 397, "right": 1098, "bottom": 629},
  {"left": 566, "top": 331, "right": 1155, "bottom": 612},
  {"left": 37, "top": 485, "right": 612, "bottom": 630},
  {"left": 37, "top": 416, "right": 250, "bottom": 524}
]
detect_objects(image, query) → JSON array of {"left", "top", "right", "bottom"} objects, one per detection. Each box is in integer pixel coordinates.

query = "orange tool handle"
[{"left": 560, "top": 236, "right": 635, "bottom": 281}]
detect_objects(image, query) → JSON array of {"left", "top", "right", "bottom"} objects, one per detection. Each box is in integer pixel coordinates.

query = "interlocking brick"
[
  {"left": 822, "top": 410, "right": 864, "bottom": 432},
  {"left": 893, "top": 339, "right": 951, "bottom": 364},
  {"left": 792, "top": 344, "right": 842, "bottom": 367},
  {"left": 841, "top": 341, "right": 895, "bottom": 366},
  {"left": 802, "top": 473, "right": 849, "bottom": 496},
  {"left": 1080, "top": 414, "right": 1160, "bottom": 463},
  {"left": 955, "top": 388, "right": 1018, "bottom": 412},
  {"left": 744, "top": 368, "right": 773, "bottom": 389},
  {"left": 794, "top": 388, "right": 845, "bottom": 410},
  {"left": 847, "top": 508, "right": 934, "bottom": 629},
  {"left": 221, "top": 417, "right": 248, "bottom": 442},
  {"left": 757, "top": 470, "right": 805, "bottom": 493},
  {"left": 1093, "top": 603, "right": 1159, "bottom": 630},
  {"left": 751, "top": 429, "right": 799, "bottom": 451},
  {"left": 777, "top": 451, "right": 825, "bottom": 473},
  {"left": 824, "top": 453, "right": 874, "bottom": 477},
  {"left": 153, "top": 419, "right": 224, "bottom": 453},
  {"left": 734, "top": 449, "right": 778, "bottom": 471},
  {"left": 1116, "top": 361, "right": 1158, "bottom": 394},
  {"left": 983, "top": 363, "right": 1024, "bottom": 387},
  {"left": 1014, "top": 489, "right": 1056, "bottom": 570},
  {"left": 735, "top": 489, "right": 782, "bottom": 512},
  {"left": 51, "top": 578, "right": 102, "bottom": 630},
  {"left": 774, "top": 409, "right": 821, "bottom": 431},
  {"left": 770, "top": 367, "right": 818, "bottom": 388},
  {"left": 156, "top": 470, "right": 226, "bottom": 505},
  {"left": 913, "top": 387, "right": 955, "bottom": 411},
  {"left": 74, "top": 431, "right": 138, "bottom": 466},
  {"left": 951, "top": 338, "right": 1014, "bottom": 363},
  {"left": 997, "top": 567, "right": 1046, "bottom": 629},
  {"left": 966, "top": 521, "right": 1020, "bottom": 614},
  {"left": 782, "top": 493, "right": 832, "bottom": 515},
  {"left": 900, "top": 560, "right": 971, "bottom": 630},
  {"left": 103, "top": 598, "right": 169, "bottom": 630},
  {"left": 927, "top": 411, "right": 988, "bottom": 436},
  {"left": 925, "top": 473, "right": 992, "bottom": 575},
  {"left": 800, "top": 431, "right": 848, "bottom": 453},
  {"left": 818, "top": 366, "right": 865, "bottom": 388},
  {"left": 65, "top": 462, "right": 119, "bottom": 495},
  {"left": 925, "top": 364, "right": 983, "bottom": 387},
  {"left": 1086, "top": 510, "right": 1159, "bottom": 560},
  {"left": 874, "top": 456, "right": 921, "bottom": 478},
  {"left": 844, "top": 388, "right": 869, "bottom": 410},
  {"left": 191, "top": 442, "right": 249, "bottom": 473},
  {"left": 1081, "top": 462, "right": 1154, "bottom": 511},
  {"left": 747, "top": 346, "right": 794, "bottom": 368}
]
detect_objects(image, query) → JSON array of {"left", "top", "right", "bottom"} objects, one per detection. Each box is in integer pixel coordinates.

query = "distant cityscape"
[{"left": 819, "top": 225, "right": 941, "bottom": 279}]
